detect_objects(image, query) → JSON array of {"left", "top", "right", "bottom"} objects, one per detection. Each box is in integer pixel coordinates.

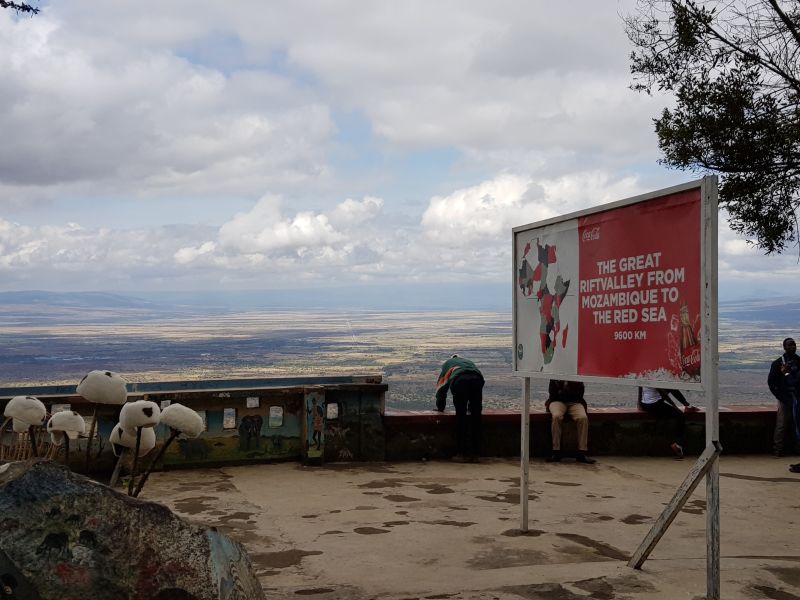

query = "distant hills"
[
  {"left": 0, "top": 284, "right": 513, "bottom": 312},
  {"left": 718, "top": 298, "right": 800, "bottom": 328},
  {"left": 0, "top": 289, "right": 796, "bottom": 322},
  {"left": 0, "top": 291, "right": 161, "bottom": 309}
]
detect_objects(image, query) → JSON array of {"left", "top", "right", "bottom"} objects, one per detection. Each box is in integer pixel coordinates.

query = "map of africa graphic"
[{"left": 518, "top": 239, "right": 570, "bottom": 365}]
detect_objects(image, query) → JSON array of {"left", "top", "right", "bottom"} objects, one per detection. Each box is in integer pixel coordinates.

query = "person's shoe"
[
  {"left": 545, "top": 451, "right": 562, "bottom": 463},
  {"left": 670, "top": 442, "right": 684, "bottom": 459},
  {"left": 774, "top": 449, "right": 785, "bottom": 458},
  {"left": 789, "top": 463, "right": 800, "bottom": 473},
  {"left": 451, "top": 454, "right": 469, "bottom": 463},
  {"left": 575, "top": 453, "right": 596, "bottom": 465}
]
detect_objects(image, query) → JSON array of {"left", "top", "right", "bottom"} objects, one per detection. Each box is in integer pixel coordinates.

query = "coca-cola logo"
[
  {"left": 681, "top": 348, "right": 701, "bottom": 367},
  {"left": 582, "top": 227, "right": 600, "bottom": 242}
]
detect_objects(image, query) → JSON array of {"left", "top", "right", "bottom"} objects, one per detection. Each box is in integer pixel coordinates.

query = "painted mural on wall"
[
  {"left": 159, "top": 400, "right": 303, "bottom": 465},
  {"left": 238, "top": 415, "right": 264, "bottom": 451},
  {"left": 305, "top": 390, "right": 325, "bottom": 459}
]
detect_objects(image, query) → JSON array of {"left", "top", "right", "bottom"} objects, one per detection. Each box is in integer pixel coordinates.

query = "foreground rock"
[{"left": 0, "top": 460, "right": 264, "bottom": 600}]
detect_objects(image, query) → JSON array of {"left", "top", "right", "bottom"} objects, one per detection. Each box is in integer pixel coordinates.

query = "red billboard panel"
[{"left": 577, "top": 189, "right": 700, "bottom": 380}]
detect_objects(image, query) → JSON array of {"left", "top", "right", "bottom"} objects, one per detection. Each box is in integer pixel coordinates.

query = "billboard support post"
[
  {"left": 701, "top": 176, "right": 721, "bottom": 600},
  {"left": 520, "top": 377, "right": 530, "bottom": 531}
]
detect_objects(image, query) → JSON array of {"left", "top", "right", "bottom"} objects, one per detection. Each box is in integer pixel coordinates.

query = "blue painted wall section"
[{"left": 0, "top": 376, "right": 386, "bottom": 472}]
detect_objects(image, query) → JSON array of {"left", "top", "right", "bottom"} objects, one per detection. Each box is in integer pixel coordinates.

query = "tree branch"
[
  {"left": 694, "top": 4, "right": 800, "bottom": 94},
  {"left": 0, "top": 1, "right": 39, "bottom": 14},
  {"left": 766, "top": 0, "right": 800, "bottom": 49}
]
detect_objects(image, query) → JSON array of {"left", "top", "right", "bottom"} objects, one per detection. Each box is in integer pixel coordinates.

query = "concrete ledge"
[
  {"left": 385, "top": 404, "right": 776, "bottom": 422},
  {"left": 384, "top": 406, "right": 777, "bottom": 459}
]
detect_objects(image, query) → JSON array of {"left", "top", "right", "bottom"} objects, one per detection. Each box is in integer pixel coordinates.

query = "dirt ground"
[{"left": 142, "top": 455, "right": 800, "bottom": 599}]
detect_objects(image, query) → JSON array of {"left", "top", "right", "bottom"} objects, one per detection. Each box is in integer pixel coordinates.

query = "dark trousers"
[
  {"left": 451, "top": 374, "right": 484, "bottom": 457},
  {"left": 775, "top": 391, "right": 800, "bottom": 454},
  {"left": 639, "top": 400, "right": 685, "bottom": 446},
  {"left": 794, "top": 392, "right": 800, "bottom": 441}
]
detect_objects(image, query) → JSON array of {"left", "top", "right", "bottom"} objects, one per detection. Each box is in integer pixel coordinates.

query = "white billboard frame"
[{"left": 513, "top": 176, "right": 721, "bottom": 599}]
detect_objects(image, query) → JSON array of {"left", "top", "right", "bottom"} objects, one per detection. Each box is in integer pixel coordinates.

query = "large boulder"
[{"left": 0, "top": 460, "right": 264, "bottom": 600}]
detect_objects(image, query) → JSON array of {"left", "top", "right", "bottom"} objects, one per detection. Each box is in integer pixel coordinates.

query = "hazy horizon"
[{"left": 0, "top": 285, "right": 792, "bottom": 313}]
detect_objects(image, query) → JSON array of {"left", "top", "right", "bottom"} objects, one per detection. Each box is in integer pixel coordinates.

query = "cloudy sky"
[{"left": 0, "top": 0, "right": 796, "bottom": 303}]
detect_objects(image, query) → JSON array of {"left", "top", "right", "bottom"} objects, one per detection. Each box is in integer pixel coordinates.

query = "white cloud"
[
  {"left": 0, "top": 9, "right": 334, "bottom": 204},
  {"left": 421, "top": 171, "right": 643, "bottom": 247},
  {"left": 717, "top": 218, "right": 800, "bottom": 286},
  {"left": 0, "top": 176, "right": 797, "bottom": 296},
  {"left": 330, "top": 197, "right": 384, "bottom": 228},
  {"left": 174, "top": 241, "right": 216, "bottom": 265},
  {"left": 217, "top": 195, "right": 343, "bottom": 255},
  {"left": 421, "top": 174, "right": 536, "bottom": 245},
  {"left": 227, "top": 0, "right": 663, "bottom": 172},
  {"left": 0, "top": 1, "right": 661, "bottom": 207}
]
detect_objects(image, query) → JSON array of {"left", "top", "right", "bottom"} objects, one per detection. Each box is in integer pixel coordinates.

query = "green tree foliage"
[
  {"left": 0, "top": 1, "right": 38, "bottom": 14},
  {"left": 626, "top": 0, "right": 800, "bottom": 253}
]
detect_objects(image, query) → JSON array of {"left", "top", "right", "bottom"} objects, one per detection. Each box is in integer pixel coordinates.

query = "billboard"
[{"left": 512, "top": 179, "right": 715, "bottom": 389}]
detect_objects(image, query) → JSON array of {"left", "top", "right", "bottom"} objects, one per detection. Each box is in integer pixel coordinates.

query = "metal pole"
[
  {"left": 520, "top": 377, "right": 530, "bottom": 531},
  {"left": 702, "top": 175, "right": 720, "bottom": 600},
  {"left": 706, "top": 456, "right": 720, "bottom": 598}
]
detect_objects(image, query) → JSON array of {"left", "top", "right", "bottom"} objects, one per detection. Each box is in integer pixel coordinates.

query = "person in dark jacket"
[
  {"left": 768, "top": 337, "right": 800, "bottom": 458},
  {"left": 435, "top": 355, "right": 484, "bottom": 462},
  {"left": 638, "top": 387, "right": 699, "bottom": 458},
  {"left": 545, "top": 379, "right": 595, "bottom": 464}
]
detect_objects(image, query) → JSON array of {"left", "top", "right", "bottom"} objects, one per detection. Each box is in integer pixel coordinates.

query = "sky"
[{"left": 0, "top": 0, "right": 797, "bottom": 304}]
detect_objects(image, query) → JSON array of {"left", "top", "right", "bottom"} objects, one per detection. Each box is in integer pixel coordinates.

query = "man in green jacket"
[{"left": 435, "top": 355, "right": 485, "bottom": 462}]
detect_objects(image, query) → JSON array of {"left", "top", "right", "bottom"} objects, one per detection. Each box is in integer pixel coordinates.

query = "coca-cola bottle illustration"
[{"left": 678, "top": 301, "right": 701, "bottom": 377}]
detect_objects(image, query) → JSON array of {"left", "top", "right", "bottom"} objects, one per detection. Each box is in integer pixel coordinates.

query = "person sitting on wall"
[
  {"left": 546, "top": 379, "right": 595, "bottom": 464},
  {"left": 768, "top": 337, "right": 800, "bottom": 459},
  {"left": 637, "top": 387, "right": 699, "bottom": 459},
  {"left": 434, "top": 354, "right": 484, "bottom": 463}
]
